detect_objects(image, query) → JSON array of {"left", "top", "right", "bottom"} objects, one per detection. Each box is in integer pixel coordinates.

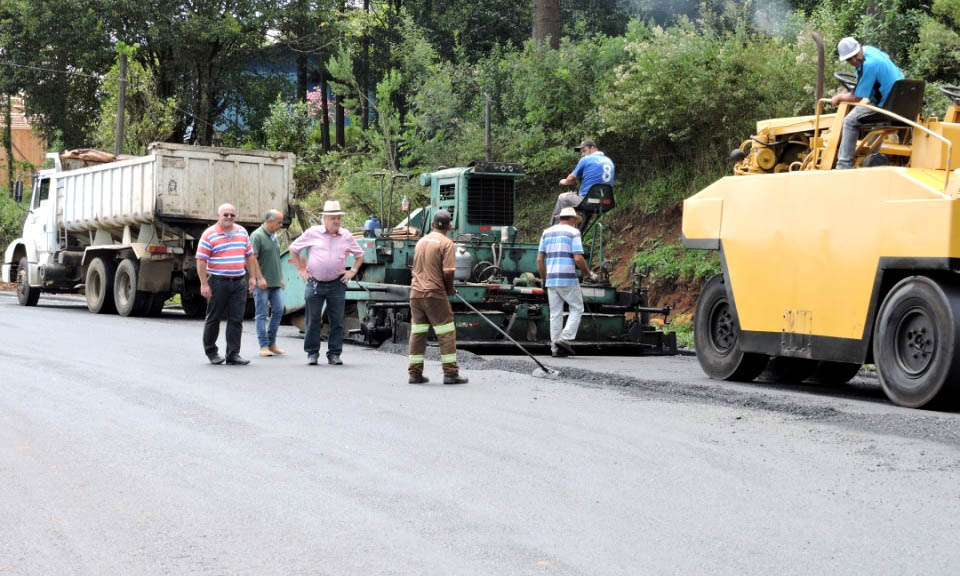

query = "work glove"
[{"left": 589, "top": 272, "right": 599, "bottom": 282}]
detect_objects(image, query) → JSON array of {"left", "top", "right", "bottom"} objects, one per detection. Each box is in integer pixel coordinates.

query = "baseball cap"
[{"left": 573, "top": 139, "right": 597, "bottom": 152}]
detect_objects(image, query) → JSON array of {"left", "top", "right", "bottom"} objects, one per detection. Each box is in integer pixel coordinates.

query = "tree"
[
  {"left": 94, "top": 46, "right": 179, "bottom": 155},
  {"left": 107, "top": 0, "right": 275, "bottom": 145},
  {"left": 0, "top": 0, "right": 114, "bottom": 148},
  {"left": 533, "top": 0, "right": 561, "bottom": 48}
]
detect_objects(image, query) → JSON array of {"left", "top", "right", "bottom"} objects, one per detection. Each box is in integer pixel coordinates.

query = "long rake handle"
[{"left": 454, "top": 293, "right": 552, "bottom": 373}]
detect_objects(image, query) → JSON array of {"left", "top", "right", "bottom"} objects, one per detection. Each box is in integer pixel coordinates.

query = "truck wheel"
[
  {"left": 181, "top": 293, "right": 207, "bottom": 318},
  {"left": 873, "top": 276, "right": 960, "bottom": 408},
  {"left": 85, "top": 257, "right": 117, "bottom": 314},
  {"left": 114, "top": 258, "right": 149, "bottom": 317},
  {"left": 16, "top": 257, "right": 40, "bottom": 306},
  {"left": 808, "top": 361, "right": 861, "bottom": 385},
  {"left": 144, "top": 293, "right": 167, "bottom": 317},
  {"left": 694, "top": 274, "right": 768, "bottom": 382},
  {"left": 757, "top": 357, "right": 817, "bottom": 383}
]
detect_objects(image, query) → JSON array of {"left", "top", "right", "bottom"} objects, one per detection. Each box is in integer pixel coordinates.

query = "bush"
[
  {"left": 0, "top": 189, "right": 27, "bottom": 254},
  {"left": 631, "top": 240, "right": 721, "bottom": 283}
]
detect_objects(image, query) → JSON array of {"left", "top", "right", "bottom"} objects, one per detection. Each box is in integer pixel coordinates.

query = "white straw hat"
[{"left": 321, "top": 200, "right": 346, "bottom": 216}]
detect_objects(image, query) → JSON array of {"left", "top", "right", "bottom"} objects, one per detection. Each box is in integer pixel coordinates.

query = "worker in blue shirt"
[
  {"left": 830, "top": 37, "right": 904, "bottom": 170},
  {"left": 552, "top": 139, "right": 615, "bottom": 223}
]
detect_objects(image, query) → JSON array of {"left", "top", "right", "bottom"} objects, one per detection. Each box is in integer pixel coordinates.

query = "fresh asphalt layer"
[{"left": 1, "top": 291, "right": 959, "bottom": 575}]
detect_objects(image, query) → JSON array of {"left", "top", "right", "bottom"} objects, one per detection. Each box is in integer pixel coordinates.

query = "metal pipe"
[
  {"left": 812, "top": 32, "right": 824, "bottom": 109},
  {"left": 484, "top": 93, "right": 492, "bottom": 162}
]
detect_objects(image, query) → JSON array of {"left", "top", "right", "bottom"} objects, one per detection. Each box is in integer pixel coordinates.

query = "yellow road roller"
[{"left": 682, "top": 81, "right": 960, "bottom": 409}]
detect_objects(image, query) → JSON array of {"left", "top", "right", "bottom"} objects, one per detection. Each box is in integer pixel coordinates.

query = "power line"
[
  {"left": 0, "top": 59, "right": 218, "bottom": 130},
  {"left": 0, "top": 60, "right": 104, "bottom": 80}
]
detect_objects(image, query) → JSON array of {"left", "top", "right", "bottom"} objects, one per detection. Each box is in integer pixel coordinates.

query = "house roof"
[{"left": 0, "top": 95, "right": 35, "bottom": 130}]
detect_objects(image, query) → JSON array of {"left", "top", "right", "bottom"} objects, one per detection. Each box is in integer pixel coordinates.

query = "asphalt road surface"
[{"left": 2, "top": 292, "right": 959, "bottom": 575}]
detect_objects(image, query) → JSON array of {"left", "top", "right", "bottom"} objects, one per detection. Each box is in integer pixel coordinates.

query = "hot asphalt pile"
[{"left": 375, "top": 341, "right": 960, "bottom": 445}]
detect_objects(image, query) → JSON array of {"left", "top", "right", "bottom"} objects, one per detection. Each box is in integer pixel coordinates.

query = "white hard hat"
[{"left": 838, "top": 37, "right": 861, "bottom": 61}]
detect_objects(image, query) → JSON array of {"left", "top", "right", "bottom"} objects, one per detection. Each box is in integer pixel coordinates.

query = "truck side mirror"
[{"left": 13, "top": 180, "right": 23, "bottom": 203}]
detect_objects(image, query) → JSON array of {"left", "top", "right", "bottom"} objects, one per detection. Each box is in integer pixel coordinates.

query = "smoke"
[{"left": 750, "top": 0, "right": 799, "bottom": 37}]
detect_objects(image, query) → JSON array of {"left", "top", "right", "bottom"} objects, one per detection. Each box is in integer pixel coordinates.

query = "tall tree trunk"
[
  {"left": 532, "top": 0, "right": 561, "bottom": 49},
  {"left": 296, "top": 51, "right": 308, "bottom": 102},
  {"left": 335, "top": 0, "right": 346, "bottom": 147},
  {"left": 320, "top": 69, "right": 331, "bottom": 152},
  {"left": 361, "top": 0, "right": 370, "bottom": 130}
]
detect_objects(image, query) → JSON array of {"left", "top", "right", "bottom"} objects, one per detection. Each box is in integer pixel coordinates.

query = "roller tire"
[
  {"left": 757, "top": 357, "right": 818, "bottom": 383},
  {"left": 873, "top": 276, "right": 960, "bottom": 409},
  {"left": 114, "top": 258, "right": 149, "bottom": 317},
  {"left": 694, "top": 274, "right": 769, "bottom": 382},
  {"left": 16, "top": 257, "right": 40, "bottom": 307},
  {"left": 85, "top": 257, "right": 117, "bottom": 314},
  {"left": 808, "top": 361, "right": 862, "bottom": 385}
]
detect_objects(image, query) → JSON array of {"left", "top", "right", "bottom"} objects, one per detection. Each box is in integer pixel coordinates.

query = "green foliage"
[
  {"left": 94, "top": 49, "right": 179, "bottom": 155},
  {"left": 263, "top": 96, "right": 313, "bottom": 156},
  {"left": 599, "top": 19, "right": 821, "bottom": 153},
  {"left": 0, "top": 188, "right": 27, "bottom": 252},
  {"left": 631, "top": 241, "right": 721, "bottom": 284}
]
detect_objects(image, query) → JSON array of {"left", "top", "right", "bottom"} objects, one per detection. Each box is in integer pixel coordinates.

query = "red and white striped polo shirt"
[{"left": 196, "top": 223, "right": 253, "bottom": 277}]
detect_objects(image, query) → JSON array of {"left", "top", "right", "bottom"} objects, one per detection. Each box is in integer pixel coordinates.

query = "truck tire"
[
  {"left": 114, "top": 258, "right": 149, "bottom": 317},
  {"left": 694, "top": 274, "right": 768, "bottom": 382},
  {"left": 85, "top": 257, "right": 117, "bottom": 314},
  {"left": 16, "top": 257, "right": 40, "bottom": 307},
  {"left": 181, "top": 293, "right": 207, "bottom": 318},
  {"left": 144, "top": 293, "right": 167, "bottom": 317},
  {"left": 873, "top": 276, "right": 960, "bottom": 408},
  {"left": 808, "top": 361, "right": 861, "bottom": 385}
]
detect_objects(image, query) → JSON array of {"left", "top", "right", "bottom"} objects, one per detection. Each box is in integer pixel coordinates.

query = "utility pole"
[
  {"left": 4, "top": 94, "right": 12, "bottom": 195},
  {"left": 114, "top": 53, "right": 127, "bottom": 156}
]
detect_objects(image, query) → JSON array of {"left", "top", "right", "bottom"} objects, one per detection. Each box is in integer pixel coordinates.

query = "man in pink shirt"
[{"left": 289, "top": 200, "right": 365, "bottom": 365}]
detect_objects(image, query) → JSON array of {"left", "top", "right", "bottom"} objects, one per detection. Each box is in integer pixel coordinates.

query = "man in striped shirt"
[
  {"left": 537, "top": 207, "right": 598, "bottom": 357},
  {"left": 196, "top": 203, "right": 261, "bottom": 365}
]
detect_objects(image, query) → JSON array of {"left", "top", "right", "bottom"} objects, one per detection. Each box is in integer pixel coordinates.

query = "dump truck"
[
  {"left": 280, "top": 161, "right": 677, "bottom": 355},
  {"left": 682, "top": 66, "right": 960, "bottom": 409},
  {"left": 3, "top": 143, "right": 295, "bottom": 316}
]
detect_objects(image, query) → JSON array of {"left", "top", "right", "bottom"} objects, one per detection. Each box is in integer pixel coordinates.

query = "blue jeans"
[
  {"left": 837, "top": 105, "right": 874, "bottom": 170},
  {"left": 254, "top": 286, "right": 284, "bottom": 348},
  {"left": 304, "top": 279, "right": 346, "bottom": 358}
]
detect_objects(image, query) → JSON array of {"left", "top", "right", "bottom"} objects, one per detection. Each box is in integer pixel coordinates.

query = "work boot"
[
  {"left": 551, "top": 346, "right": 568, "bottom": 358},
  {"left": 225, "top": 355, "right": 250, "bottom": 365},
  {"left": 269, "top": 345, "right": 285, "bottom": 355},
  {"left": 408, "top": 375, "right": 430, "bottom": 384},
  {"left": 208, "top": 354, "right": 225, "bottom": 365},
  {"left": 443, "top": 374, "right": 469, "bottom": 385},
  {"left": 307, "top": 353, "right": 319, "bottom": 365},
  {"left": 259, "top": 347, "right": 274, "bottom": 357},
  {"left": 556, "top": 339, "right": 576, "bottom": 357},
  {"left": 328, "top": 354, "right": 343, "bottom": 366}
]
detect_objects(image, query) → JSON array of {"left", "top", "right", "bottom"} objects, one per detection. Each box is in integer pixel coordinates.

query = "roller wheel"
[
  {"left": 757, "top": 357, "right": 818, "bottom": 383},
  {"left": 694, "top": 274, "right": 769, "bottom": 381},
  {"left": 114, "top": 258, "right": 149, "bottom": 317},
  {"left": 85, "top": 257, "right": 117, "bottom": 314},
  {"left": 873, "top": 276, "right": 960, "bottom": 409},
  {"left": 16, "top": 257, "right": 40, "bottom": 307},
  {"left": 808, "top": 361, "right": 862, "bottom": 385}
]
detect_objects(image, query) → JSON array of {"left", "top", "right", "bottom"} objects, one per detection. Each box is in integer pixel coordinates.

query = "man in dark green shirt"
[{"left": 251, "top": 210, "right": 286, "bottom": 356}]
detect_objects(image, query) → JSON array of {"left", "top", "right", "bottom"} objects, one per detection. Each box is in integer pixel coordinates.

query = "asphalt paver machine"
[{"left": 283, "top": 161, "right": 677, "bottom": 355}]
